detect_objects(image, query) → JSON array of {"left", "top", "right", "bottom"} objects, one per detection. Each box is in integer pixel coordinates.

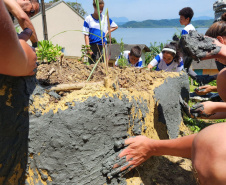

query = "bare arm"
[
  {"left": 195, "top": 85, "right": 218, "bottom": 95},
  {"left": 0, "top": 1, "right": 37, "bottom": 76},
  {"left": 147, "top": 64, "right": 154, "bottom": 69},
  {"left": 110, "top": 26, "right": 118, "bottom": 33},
  {"left": 84, "top": 35, "right": 90, "bottom": 46},
  {"left": 4, "top": 0, "right": 38, "bottom": 45},
  {"left": 105, "top": 26, "right": 118, "bottom": 37},
  {"left": 104, "top": 134, "right": 196, "bottom": 178},
  {"left": 201, "top": 39, "right": 226, "bottom": 65}
]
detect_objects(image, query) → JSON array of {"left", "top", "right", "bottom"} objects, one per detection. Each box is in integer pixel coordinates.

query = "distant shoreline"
[{"left": 117, "top": 19, "right": 214, "bottom": 28}]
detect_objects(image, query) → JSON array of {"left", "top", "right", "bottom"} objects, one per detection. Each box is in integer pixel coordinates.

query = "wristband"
[{"left": 32, "top": 42, "right": 38, "bottom": 48}]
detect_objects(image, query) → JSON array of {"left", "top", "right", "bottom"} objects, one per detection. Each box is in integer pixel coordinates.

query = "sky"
[{"left": 63, "top": 0, "right": 216, "bottom": 21}]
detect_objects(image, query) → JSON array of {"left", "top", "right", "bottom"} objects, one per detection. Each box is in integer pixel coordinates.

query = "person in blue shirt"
[
  {"left": 115, "top": 46, "right": 143, "bottom": 67},
  {"left": 148, "top": 42, "right": 184, "bottom": 72},
  {"left": 179, "top": 7, "right": 196, "bottom": 35},
  {"left": 83, "top": 0, "right": 118, "bottom": 64}
]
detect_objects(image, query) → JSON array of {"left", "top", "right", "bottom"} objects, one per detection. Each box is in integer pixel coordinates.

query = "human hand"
[
  {"left": 195, "top": 75, "right": 215, "bottom": 86},
  {"left": 179, "top": 31, "right": 221, "bottom": 61},
  {"left": 195, "top": 85, "right": 212, "bottom": 96},
  {"left": 190, "top": 102, "right": 216, "bottom": 118},
  {"left": 179, "top": 95, "right": 192, "bottom": 118},
  {"left": 102, "top": 136, "right": 156, "bottom": 179},
  {"left": 18, "top": 28, "right": 33, "bottom": 42}
]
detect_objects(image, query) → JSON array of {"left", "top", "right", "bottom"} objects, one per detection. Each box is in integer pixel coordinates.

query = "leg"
[
  {"left": 217, "top": 68, "right": 226, "bottom": 102},
  {"left": 192, "top": 123, "right": 226, "bottom": 185},
  {"left": 89, "top": 44, "right": 98, "bottom": 64},
  {"left": 96, "top": 44, "right": 103, "bottom": 62}
]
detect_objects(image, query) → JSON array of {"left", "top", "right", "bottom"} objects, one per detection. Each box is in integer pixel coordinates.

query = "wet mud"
[{"left": 0, "top": 62, "right": 196, "bottom": 185}]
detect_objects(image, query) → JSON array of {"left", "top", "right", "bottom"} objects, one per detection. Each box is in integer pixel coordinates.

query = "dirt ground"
[
  {"left": 37, "top": 58, "right": 165, "bottom": 89},
  {"left": 36, "top": 59, "right": 197, "bottom": 185}
]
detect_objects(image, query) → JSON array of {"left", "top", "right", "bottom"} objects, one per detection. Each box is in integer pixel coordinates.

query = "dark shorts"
[{"left": 89, "top": 44, "right": 104, "bottom": 64}]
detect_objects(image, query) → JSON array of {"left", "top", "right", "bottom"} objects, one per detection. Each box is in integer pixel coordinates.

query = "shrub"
[
  {"left": 145, "top": 42, "right": 165, "bottom": 66},
  {"left": 117, "top": 39, "right": 129, "bottom": 67},
  {"left": 36, "top": 40, "right": 63, "bottom": 63}
]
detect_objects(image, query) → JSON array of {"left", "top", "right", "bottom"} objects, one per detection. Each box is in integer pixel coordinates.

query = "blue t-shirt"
[
  {"left": 115, "top": 51, "right": 143, "bottom": 67},
  {"left": 149, "top": 53, "right": 184, "bottom": 72},
  {"left": 83, "top": 14, "right": 117, "bottom": 45}
]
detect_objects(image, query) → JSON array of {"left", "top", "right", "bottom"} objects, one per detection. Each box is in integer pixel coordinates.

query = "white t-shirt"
[
  {"left": 115, "top": 51, "right": 143, "bottom": 67},
  {"left": 149, "top": 53, "right": 184, "bottom": 72},
  {"left": 181, "top": 23, "right": 196, "bottom": 35},
  {"left": 83, "top": 14, "right": 117, "bottom": 45}
]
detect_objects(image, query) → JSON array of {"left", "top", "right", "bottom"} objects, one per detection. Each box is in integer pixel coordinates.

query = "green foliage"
[
  {"left": 67, "top": 2, "right": 87, "bottom": 17},
  {"left": 106, "top": 35, "right": 117, "bottom": 44},
  {"left": 78, "top": 45, "right": 92, "bottom": 65},
  {"left": 117, "top": 39, "right": 129, "bottom": 67},
  {"left": 209, "top": 80, "right": 217, "bottom": 86},
  {"left": 145, "top": 42, "right": 165, "bottom": 66},
  {"left": 15, "top": 27, "right": 20, "bottom": 33},
  {"left": 183, "top": 116, "right": 211, "bottom": 133},
  {"left": 36, "top": 40, "right": 62, "bottom": 63},
  {"left": 49, "top": 0, "right": 86, "bottom": 17}
]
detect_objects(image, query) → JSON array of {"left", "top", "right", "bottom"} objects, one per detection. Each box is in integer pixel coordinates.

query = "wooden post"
[{"left": 40, "top": 0, "right": 48, "bottom": 40}]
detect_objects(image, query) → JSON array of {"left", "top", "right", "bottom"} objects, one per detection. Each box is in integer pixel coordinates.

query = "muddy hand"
[
  {"left": 102, "top": 140, "right": 133, "bottom": 179},
  {"left": 18, "top": 28, "right": 33, "bottom": 42},
  {"left": 190, "top": 103, "right": 215, "bottom": 118},
  {"left": 103, "top": 136, "right": 156, "bottom": 179},
  {"left": 195, "top": 75, "right": 215, "bottom": 86},
  {"left": 179, "top": 95, "right": 192, "bottom": 118},
  {"left": 179, "top": 30, "right": 221, "bottom": 61},
  {"left": 195, "top": 85, "right": 212, "bottom": 96}
]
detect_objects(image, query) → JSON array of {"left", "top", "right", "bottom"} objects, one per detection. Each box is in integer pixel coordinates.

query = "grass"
[{"left": 183, "top": 83, "right": 226, "bottom": 133}]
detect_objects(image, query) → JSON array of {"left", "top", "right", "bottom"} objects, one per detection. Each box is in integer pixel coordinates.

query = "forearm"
[
  {"left": 213, "top": 102, "right": 226, "bottom": 112},
  {"left": 16, "top": 13, "right": 38, "bottom": 44},
  {"left": 210, "top": 86, "right": 218, "bottom": 92},
  {"left": 110, "top": 26, "right": 118, "bottom": 33},
  {"left": 0, "top": 2, "right": 36, "bottom": 76},
  {"left": 84, "top": 35, "right": 90, "bottom": 46},
  {"left": 4, "top": 0, "right": 38, "bottom": 44},
  {"left": 152, "top": 134, "right": 196, "bottom": 159}
]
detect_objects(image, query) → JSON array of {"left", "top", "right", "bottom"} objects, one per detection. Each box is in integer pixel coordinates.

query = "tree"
[
  {"left": 67, "top": 2, "right": 86, "bottom": 17},
  {"left": 48, "top": 0, "right": 87, "bottom": 17}
]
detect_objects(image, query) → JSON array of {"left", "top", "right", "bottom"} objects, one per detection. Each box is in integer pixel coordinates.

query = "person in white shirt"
[
  {"left": 179, "top": 7, "right": 196, "bottom": 35},
  {"left": 148, "top": 42, "right": 184, "bottom": 72},
  {"left": 115, "top": 46, "right": 143, "bottom": 67},
  {"left": 83, "top": 0, "right": 118, "bottom": 64}
]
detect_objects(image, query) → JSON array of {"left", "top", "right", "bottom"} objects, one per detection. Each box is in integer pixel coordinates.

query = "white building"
[{"left": 16, "top": 1, "right": 85, "bottom": 57}]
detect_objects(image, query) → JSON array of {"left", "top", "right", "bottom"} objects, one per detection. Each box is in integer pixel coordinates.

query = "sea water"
[{"left": 111, "top": 28, "right": 208, "bottom": 47}]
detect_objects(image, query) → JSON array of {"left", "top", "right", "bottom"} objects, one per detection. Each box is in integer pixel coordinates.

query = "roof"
[
  {"left": 108, "top": 44, "right": 151, "bottom": 60},
  {"left": 192, "top": 59, "right": 217, "bottom": 69},
  {"left": 14, "top": 0, "right": 84, "bottom": 26}
]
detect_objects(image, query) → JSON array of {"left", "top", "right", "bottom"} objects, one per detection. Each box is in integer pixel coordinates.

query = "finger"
[
  {"left": 118, "top": 147, "right": 131, "bottom": 158},
  {"left": 114, "top": 137, "right": 136, "bottom": 150},
  {"left": 113, "top": 156, "right": 127, "bottom": 168},
  {"left": 117, "top": 165, "right": 134, "bottom": 178},
  {"left": 191, "top": 103, "right": 203, "bottom": 109},
  {"left": 114, "top": 140, "right": 126, "bottom": 149},
  {"left": 124, "top": 137, "right": 136, "bottom": 145},
  {"left": 107, "top": 161, "right": 134, "bottom": 179}
]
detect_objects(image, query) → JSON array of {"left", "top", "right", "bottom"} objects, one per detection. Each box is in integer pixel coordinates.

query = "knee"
[
  {"left": 192, "top": 123, "right": 226, "bottom": 184},
  {"left": 217, "top": 68, "right": 226, "bottom": 102}
]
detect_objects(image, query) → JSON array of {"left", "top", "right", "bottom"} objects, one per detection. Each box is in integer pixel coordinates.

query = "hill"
[{"left": 120, "top": 19, "right": 214, "bottom": 28}]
